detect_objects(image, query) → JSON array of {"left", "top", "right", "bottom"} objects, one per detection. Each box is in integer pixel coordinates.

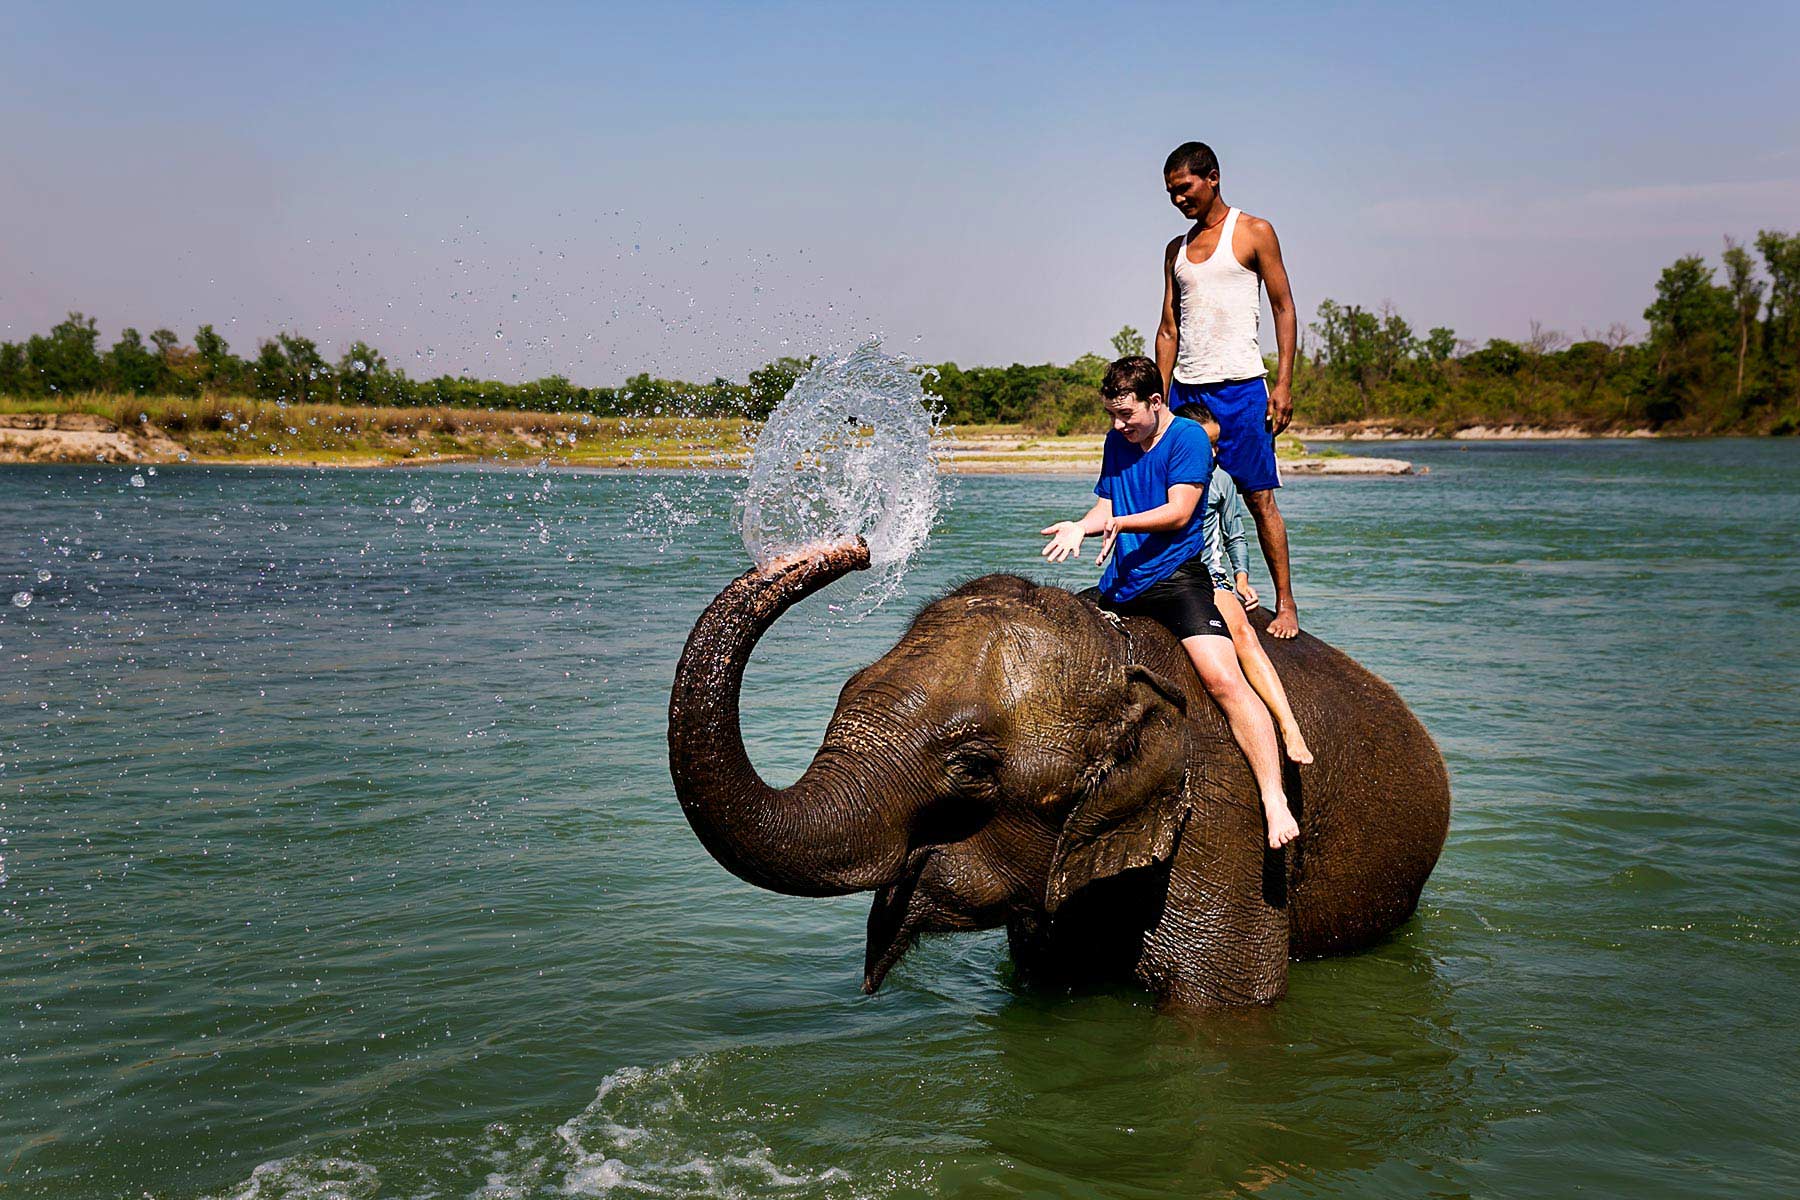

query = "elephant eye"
[{"left": 946, "top": 746, "right": 1001, "bottom": 792}]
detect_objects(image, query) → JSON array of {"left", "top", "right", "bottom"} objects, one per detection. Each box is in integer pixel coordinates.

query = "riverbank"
[{"left": 0, "top": 398, "right": 1418, "bottom": 474}]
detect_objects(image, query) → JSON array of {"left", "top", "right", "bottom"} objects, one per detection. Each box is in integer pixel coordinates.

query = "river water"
[{"left": 2, "top": 440, "right": 1796, "bottom": 1198}]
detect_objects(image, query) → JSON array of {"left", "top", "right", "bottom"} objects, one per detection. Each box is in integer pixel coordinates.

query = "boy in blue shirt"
[{"left": 1040, "top": 356, "right": 1299, "bottom": 850}]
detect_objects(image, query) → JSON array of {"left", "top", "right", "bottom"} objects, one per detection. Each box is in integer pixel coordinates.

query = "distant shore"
[
  {"left": 2, "top": 399, "right": 1686, "bottom": 475},
  {"left": 0, "top": 410, "right": 1426, "bottom": 475}
]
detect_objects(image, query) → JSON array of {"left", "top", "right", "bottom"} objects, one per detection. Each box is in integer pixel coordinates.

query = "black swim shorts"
[{"left": 1082, "top": 558, "right": 1229, "bottom": 642}]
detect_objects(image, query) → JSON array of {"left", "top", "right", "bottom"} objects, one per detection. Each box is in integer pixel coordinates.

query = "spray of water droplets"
[{"left": 740, "top": 341, "right": 949, "bottom": 613}]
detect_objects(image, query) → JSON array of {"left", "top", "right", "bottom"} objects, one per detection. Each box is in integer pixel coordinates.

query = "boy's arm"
[
  {"left": 1040, "top": 497, "right": 1112, "bottom": 563},
  {"left": 1098, "top": 483, "right": 1201, "bottom": 566},
  {"left": 1104, "top": 484, "right": 1203, "bottom": 536},
  {"left": 1156, "top": 237, "right": 1182, "bottom": 392},
  {"left": 1247, "top": 216, "right": 1297, "bottom": 433}
]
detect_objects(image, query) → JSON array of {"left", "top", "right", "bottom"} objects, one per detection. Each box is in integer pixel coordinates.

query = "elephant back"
[
  {"left": 1112, "top": 606, "right": 1450, "bottom": 960},
  {"left": 1248, "top": 609, "right": 1451, "bottom": 956}
]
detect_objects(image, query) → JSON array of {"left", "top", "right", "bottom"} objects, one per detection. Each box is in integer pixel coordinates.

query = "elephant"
[{"left": 667, "top": 540, "right": 1450, "bottom": 1009}]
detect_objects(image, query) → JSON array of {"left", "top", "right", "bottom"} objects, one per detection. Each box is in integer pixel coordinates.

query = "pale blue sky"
[{"left": 4, "top": 1, "right": 1797, "bottom": 383}]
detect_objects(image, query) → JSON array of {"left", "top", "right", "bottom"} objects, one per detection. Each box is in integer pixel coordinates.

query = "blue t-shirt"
[{"left": 1094, "top": 418, "right": 1213, "bottom": 602}]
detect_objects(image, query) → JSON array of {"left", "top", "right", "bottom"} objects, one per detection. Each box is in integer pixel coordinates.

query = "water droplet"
[
  {"left": 35, "top": 570, "right": 50, "bottom": 583},
  {"left": 146, "top": 466, "right": 156, "bottom": 476},
  {"left": 495, "top": 330, "right": 504, "bottom": 340},
  {"left": 177, "top": 451, "right": 190, "bottom": 462},
  {"left": 10, "top": 591, "right": 30, "bottom": 609},
  {"left": 129, "top": 473, "right": 146, "bottom": 488},
  {"left": 410, "top": 496, "right": 432, "bottom": 514}
]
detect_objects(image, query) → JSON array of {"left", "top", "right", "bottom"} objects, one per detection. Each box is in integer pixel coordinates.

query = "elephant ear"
[{"left": 1045, "top": 664, "right": 1192, "bottom": 913}]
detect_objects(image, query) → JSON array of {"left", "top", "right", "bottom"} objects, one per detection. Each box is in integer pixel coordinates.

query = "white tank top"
[{"left": 1172, "top": 208, "right": 1266, "bottom": 385}]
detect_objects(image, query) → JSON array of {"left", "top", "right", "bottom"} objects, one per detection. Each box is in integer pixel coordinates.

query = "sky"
[{"left": 3, "top": 1, "right": 1798, "bottom": 385}]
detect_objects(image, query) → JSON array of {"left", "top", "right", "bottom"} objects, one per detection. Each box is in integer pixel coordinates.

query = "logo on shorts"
[{"left": 1209, "top": 619, "right": 1223, "bottom": 628}]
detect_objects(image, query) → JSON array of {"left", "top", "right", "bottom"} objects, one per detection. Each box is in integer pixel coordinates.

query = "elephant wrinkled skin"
[{"left": 667, "top": 540, "right": 1450, "bottom": 1009}]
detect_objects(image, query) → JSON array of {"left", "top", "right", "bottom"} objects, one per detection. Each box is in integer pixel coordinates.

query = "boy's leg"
[
  {"left": 1214, "top": 588, "right": 1312, "bottom": 763},
  {"left": 1242, "top": 489, "right": 1300, "bottom": 639},
  {"left": 1179, "top": 632, "right": 1300, "bottom": 849}
]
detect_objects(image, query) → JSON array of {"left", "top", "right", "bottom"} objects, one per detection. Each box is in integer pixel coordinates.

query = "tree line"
[
  {"left": 3, "top": 230, "right": 1795, "bottom": 434},
  {"left": 0, "top": 318, "right": 812, "bottom": 422},
  {"left": 1292, "top": 230, "right": 1800, "bottom": 433}
]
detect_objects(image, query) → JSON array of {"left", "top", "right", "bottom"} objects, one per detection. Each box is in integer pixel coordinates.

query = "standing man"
[{"left": 1156, "top": 141, "right": 1303, "bottom": 638}]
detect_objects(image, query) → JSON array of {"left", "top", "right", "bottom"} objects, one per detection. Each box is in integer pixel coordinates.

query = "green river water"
[{"left": 2, "top": 439, "right": 1796, "bottom": 1198}]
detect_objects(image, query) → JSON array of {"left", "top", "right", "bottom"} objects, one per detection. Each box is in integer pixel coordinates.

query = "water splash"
[{"left": 740, "top": 341, "right": 947, "bottom": 613}]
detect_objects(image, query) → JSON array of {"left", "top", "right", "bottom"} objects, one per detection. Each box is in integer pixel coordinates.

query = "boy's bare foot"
[
  {"left": 1263, "top": 794, "right": 1300, "bottom": 849},
  {"left": 1281, "top": 725, "right": 1314, "bottom": 765},
  {"left": 1268, "top": 605, "right": 1300, "bottom": 639}
]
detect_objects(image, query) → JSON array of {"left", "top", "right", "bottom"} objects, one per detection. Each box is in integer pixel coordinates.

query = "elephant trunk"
[{"left": 667, "top": 539, "right": 905, "bottom": 896}]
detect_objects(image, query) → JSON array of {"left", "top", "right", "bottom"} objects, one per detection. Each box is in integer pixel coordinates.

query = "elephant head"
[{"left": 667, "top": 539, "right": 1294, "bottom": 1001}]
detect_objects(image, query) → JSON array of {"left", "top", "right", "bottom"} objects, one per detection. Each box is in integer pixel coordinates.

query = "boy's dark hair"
[
  {"left": 1164, "top": 141, "right": 1219, "bottom": 179},
  {"left": 1101, "top": 356, "right": 1162, "bottom": 404}
]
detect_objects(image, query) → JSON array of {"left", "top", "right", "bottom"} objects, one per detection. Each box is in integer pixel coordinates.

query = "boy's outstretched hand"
[
  {"left": 1040, "top": 522, "right": 1086, "bottom": 563},
  {"left": 1096, "top": 517, "right": 1120, "bottom": 568}
]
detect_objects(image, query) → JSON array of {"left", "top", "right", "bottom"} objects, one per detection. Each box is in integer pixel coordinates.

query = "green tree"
[
  {"left": 193, "top": 324, "right": 246, "bottom": 392},
  {"left": 1464, "top": 339, "right": 1524, "bottom": 376},
  {"left": 1643, "top": 255, "right": 1733, "bottom": 422},
  {"left": 25, "top": 312, "right": 104, "bottom": 394},
  {"left": 255, "top": 333, "right": 329, "bottom": 404},
  {"left": 335, "top": 341, "right": 390, "bottom": 406},
  {"left": 1110, "top": 325, "right": 1145, "bottom": 358},
  {"left": 105, "top": 328, "right": 163, "bottom": 394},
  {"left": 746, "top": 356, "right": 811, "bottom": 420},
  {"left": 1720, "top": 237, "right": 1765, "bottom": 403},
  {"left": 1422, "top": 327, "right": 1457, "bottom": 362},
  {"left": 0, "top": 342, "right": 23, "bottom": 393},
  {"left": 1756, "top": 230, "right": 1800, "bottom": 394}
]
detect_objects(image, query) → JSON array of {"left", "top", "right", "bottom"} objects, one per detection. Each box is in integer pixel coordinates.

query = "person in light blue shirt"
[
  {"left": 1039, "top": 356, "right": 1298, "bottom": 850},
  {"left": 1198, "top": 450, "right": 1313, "bottom": 764}
]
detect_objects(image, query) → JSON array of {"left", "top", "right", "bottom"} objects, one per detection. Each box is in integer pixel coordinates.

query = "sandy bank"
[
  {"left": 1295, "top": 421, "right": 1657, "bottom": 441},
  {"left": 0, "top": 413, "right": 186, "bottom": 463}
]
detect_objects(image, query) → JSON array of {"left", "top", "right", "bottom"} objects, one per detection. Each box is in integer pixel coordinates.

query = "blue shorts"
[{"left": 1168, "top": 377, "right": 1282, "bottom": 493}]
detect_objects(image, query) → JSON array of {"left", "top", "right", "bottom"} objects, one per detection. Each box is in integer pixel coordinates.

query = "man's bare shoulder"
[
  {"left": 1164, "top": 234, "right": 1186, "bottom": 259},
  {"left": 1237, "top": 212, "right": 1278, "bottom": 239}
]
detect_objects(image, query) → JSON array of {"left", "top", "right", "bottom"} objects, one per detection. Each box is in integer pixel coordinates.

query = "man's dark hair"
[
  {"left": 1101, "top": 356, "right": 1162, "bottom": 404},
  {"left": 1164, "top": 141, "right": 1219, "bottom": 179}
]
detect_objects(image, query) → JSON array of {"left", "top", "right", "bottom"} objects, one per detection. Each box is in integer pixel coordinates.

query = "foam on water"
[
  {"left": 470, "top": 1056, "right": 861, "bottom": 1199},
  {"left": 201, "top": 1156, "right": 379, "bottom": 1200},
  {"left": 740, "top": 342, "right": 947, "bottom": 612}
]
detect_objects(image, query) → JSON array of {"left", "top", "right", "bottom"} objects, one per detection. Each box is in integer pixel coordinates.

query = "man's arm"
[
  {"left": 1040, "top": 497, "right": 1112, "bottom": 563},
  {"left": 1247, "top": 217, "right": 1297, "bottom": 433},
  {"left": 1155, "top": 237, "right": 1182, "bottom": 393}
]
